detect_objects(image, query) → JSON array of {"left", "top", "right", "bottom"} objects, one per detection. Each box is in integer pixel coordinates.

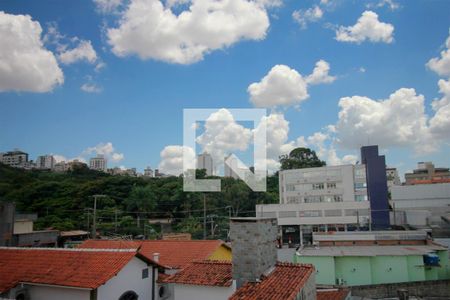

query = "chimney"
[
  {"left": 230, "top": 217, "right": 278, "bottom": 288},
  {"left": 153, "top": 252, "right": 160, "bottom": 263}
]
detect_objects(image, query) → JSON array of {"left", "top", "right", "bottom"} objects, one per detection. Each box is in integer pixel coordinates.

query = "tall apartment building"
[
  {"left": 89, "top": 155, "right": 107, "bottom": 172},
  {"left": 197, "top": 152, "right": 214, "bottom": 176},
  {"left": 257, "top": 145, "right": 390, "bottom": 245},
  {"left": 405, "top": 162, "right": 450, "bottom": 185},
  {"left": 0, "top": 149, "right": 28, "bottom": 168},
  {"left": 36, "top": 155, "right": 55, "bottom": 170}
]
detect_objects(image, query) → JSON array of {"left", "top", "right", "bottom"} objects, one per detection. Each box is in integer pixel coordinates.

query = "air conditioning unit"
[
  {"left": 158, "top": 284, "right": 172, "bottom": 300},
  {"left": 13, "top": 287, "right": 30, "bottom": 300}
]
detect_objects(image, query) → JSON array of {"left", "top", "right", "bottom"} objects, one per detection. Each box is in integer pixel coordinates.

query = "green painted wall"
[
  {"left": 296, "top": 256, "right": 335, "bottom": 285},
  {"left": 437, "top": 250, "right": 449, "bottom": 279},
  {"left": 335, "top": 257, "right": 372, "bottom": 286},
  {"left": 406, "top": 255, "right": 425, "bottom": 282},
  {"left": 371, "top": 256, "right": 409, "bottom": 284},
  {"left": 295, "top": 249, "right": 450, "bottom": 286}
]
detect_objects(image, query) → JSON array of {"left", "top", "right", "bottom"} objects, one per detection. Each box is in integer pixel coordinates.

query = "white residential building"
[
  {"left": 0, "top": 247, "right": 161, "bottom": 300},
  {"left": 386, "top": 167, "right": 401, "bottom": 190},
  {"left": 36, "top": 155, "right": 55, "bottom": 169},
  {"left": 144, "top": 166, "right": 154, "bottom": 177},
  {"left": 257, "top": 164, "right": 370, "bottom": 245},
  {"left": 197, "top": 152, "right": 214, "bottom": 176},
  {"left": 89, "top": 155, "right": 107, "bottom": 172},
  {"left": 0, "top": 149, "right": 28, "bottom": 168}
]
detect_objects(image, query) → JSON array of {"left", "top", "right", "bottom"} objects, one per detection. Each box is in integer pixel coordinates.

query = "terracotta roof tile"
[
  {"left": 229, "top": 263, "right": 315, "bottom": 300},
  {"left": 317, "top": 289, "right": 350, "bottom": 300},
  {"left": 0, "top": 247, "right": 139, "bottom": 292},
  {"left": 160, "top": 261, "right": 232, "bottom": 287},
  {"left": 79, "top": 239, "right": 225, "bottom": 269}
]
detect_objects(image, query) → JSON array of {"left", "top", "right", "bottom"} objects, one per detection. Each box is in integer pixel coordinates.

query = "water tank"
[{"left": 423, "top": 253, "right": 440, "bottom": 266}]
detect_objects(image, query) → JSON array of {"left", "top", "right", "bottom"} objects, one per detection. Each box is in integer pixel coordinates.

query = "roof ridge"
[{"left": 0, "top": 247, "right": 137, "bottom": 253}]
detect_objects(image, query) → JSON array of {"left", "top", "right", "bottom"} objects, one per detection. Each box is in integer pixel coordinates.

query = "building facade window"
[
  {"left": 326, "top": 182, "right": 337, "bottom": 189},
  {"left": 355, "top": 195, "right": 368, "bottom": 201},
  {"left": 333, "top": 195, "right": 343, "bottom": 202},
  {"left": 312, "top": 183, "right": 324, "bottom": 190}
]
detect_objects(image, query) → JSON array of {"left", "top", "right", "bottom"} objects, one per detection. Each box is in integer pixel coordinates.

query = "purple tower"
[{"left": 361, "top": 145, "right": 390, "bottom": 229}]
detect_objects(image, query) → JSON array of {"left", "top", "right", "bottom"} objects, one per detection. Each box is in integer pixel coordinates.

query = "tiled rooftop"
[
  {"left": 0, "top": 247, "right": 140, "bottom": 292},
  {"left": 317, "top": 289, "right": 350, "bottom": 300},
  {"left": 160, "top": 261, "right": 232, "bottom": 286},
  {"left": 229, "top": 263, "right": 314, "bottom": 300},
  {"left": 79, "top": 239, "right": 226, "bottom": 269}
]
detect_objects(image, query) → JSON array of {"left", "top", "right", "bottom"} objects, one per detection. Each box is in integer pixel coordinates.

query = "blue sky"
[{"left": 0, "top": 0, "right": 449, "bottom": 179}]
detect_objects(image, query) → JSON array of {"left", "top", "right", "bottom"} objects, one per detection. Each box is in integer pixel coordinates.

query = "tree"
[
  {"left": 279, "top": 147, "right": 326, "bottom": 170},
  {"left": 125, "top": 185, "right": 157, "bottom": 228}
]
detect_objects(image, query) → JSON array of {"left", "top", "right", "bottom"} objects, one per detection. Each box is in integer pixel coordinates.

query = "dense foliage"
[
  {"left": 279, "top": 147, "right": 326, "bottom": 170},
  {"left": 0, "top": 163, "right": 279, "bottom": 240}
]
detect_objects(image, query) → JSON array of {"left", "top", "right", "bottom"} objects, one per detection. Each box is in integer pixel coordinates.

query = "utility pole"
[
  {"left": 114, "top": 209, "right": 118, "bottom": 233},
  {"left": 203, "top": 193, "right": 207, "bottom": 240},
  {"left": 92, "top": 195, "right": 106, "bottom": 239}
]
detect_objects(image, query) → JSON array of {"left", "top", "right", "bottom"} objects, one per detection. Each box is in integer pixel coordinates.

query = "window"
[
  {"left": 312, "top": 183, "right": 324, "bottom": 190},
  {"left": 286, "top": 184, "right": 296, "bottom": 191},
  {"left": 327, "top": 182, "right": 337, "bottom": 189},
  {"left": 279, "top": 211, "right": 297, "bottom": 218},
  {"left": 355, "top": 182, "right": 367, "bottom": 189},
  {"left": 333, "top": 195, "right": 343, "bottom": 202},
  {"left": 142, "top": 268, "right": 149, "bottom": 279},
  {"left": 324, "top": 209, "right": 342, "bottom": 217},
  {"left": 300, "top": 210, "right": 321, "bottom": 217},
  {"left": 305, "top": 196, "right": 323, "bottom": 203},
  {"left": 355, "top": 195, "right": 368, "bottom": 202}
]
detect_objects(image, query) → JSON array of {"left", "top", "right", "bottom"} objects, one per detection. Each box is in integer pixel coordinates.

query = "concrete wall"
[
  {"left": 13, "top": 220, "right": 33, "bottom": 234},
  {"left": 230, "top": 218, "right": 277, "bottom": 287},
  {"left": 391, "top": 183, "right": 450, "bottom": 210},
  {"left": 351, "top": 280, "right": 450, "bottom": 298},
  {"left": 0, "top": 202, "right": 14, "bottom": 246},
  {"left": 27, "top": 285, "right": 90, "bottom": 300},
  {"left": 173, "top": 283, "right": 235, "bottom": 300},
  {"left": 98, "top": 257, "right": 154, "bottom": 300}
]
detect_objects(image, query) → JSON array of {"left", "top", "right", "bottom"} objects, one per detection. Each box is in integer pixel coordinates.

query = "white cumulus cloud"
[
  {"left": 426, "top": 30, "right": 450, "bottom": 77},
  {"left": 83, "top": 142, "right": 125, "bottom": 162},
  {"left": 158, "top": 145, "right": 195, "bottom": 176},
  {"left": 248, "top": 65, "right": 309, "bottom": 108},
  {"left": 196, "top": 108, "right": 252, "bottom": 164},
  {"left": 0, "top": 12, "right": 64, "bottom": 93},
  {"left": 306, "top": 60, "right": 336, "bottom": 85},
  {"left": 335, "top": 88, "right": 436, "bottom": 154},
  {"left": 248, "top": 61, "right": 335, "bottom": 108},
  {"left": 59, "top": 40, "right": 98, "bottom": 65},
  {"left": 292, "top": 5, "right": 323, "bottom": 29},
  {"left": 106, "top": 0, "right": 273, "bottom": 64},
  {"left": 335, "top": 10, "right": 394, "bottom": 44}
]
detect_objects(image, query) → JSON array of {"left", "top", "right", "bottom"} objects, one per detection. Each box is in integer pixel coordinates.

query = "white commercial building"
[
  {"left": 197, "top": 152, "right": 214, "bottom": 176},
  {"left": 89, "top": 155, "right": 107, "bottom": 172},
  {"left": 391, "top": 183, "right": 450, "bottom": 227},
  {"left": 36, "top": 155, "right": 55, "bottom": 170},
  {"left": 257, "top": 164, "right": 370, "bottom": 245}
]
